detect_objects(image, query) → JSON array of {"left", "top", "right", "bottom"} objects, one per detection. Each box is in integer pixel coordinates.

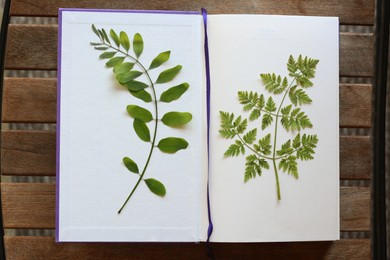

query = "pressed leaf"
[
  {"left": 156, "top": 65, "right": 182, "bottom": 84},
  {"left": 129, "top": 89, "right": 152, "bottom": 102},
  {"left": 243, "top": 129, "right": 257, "bottom": 144},
  {"left": 149, "top": 51, "right": 171, "bottom": 70},
  {"left": 106, "top": 57, "right": 125, "bottom": 67},
  {"left": 122, "top": 80, "right": 149, "bottom": 92},
  {"left": 92, "top": 24, "right": 99, "bottom": 38},
  {"left": 133, "top": 119, "right": 150, "bottom": 142},
  {"left": 113, "top": 62, "right": 135, "bottom": 74},
  {"left": 101, "top": 29, "right": 111, "bottom": 44},
  {"left": 99, "top": 51, "right": 116, "bottom": 59},
  {"left": 120, "top": 31, "right": 130, "bottom": 52},
  {"left": 90, "top": 42, "right": 103, "bottom": 46},
  {"left": 110, "top": 29, "right": 120, "bottom": 47},
  {"left": 126, "top": 105, "right": 153, "bottom": 122},
  {"left": 133, "top": 33, "right": 144, "bottom": 58},
  {"left": 94, "top": 46, "right": 109, "bottom": 51},
  {"left": 160, "top": 83, "right": 189, "bottom": 102},
  {"left": 116, "top": 71, "right": 143, "bottom": 84},
  {"left": 123, "top": 157, "right": 139, "bottom": 174},
  {"left": 144, "top": 178, "right": 166, "bottom": 197},
  {"left": 157, "top": 137, "right": 188, "bottom": 154},
  {"left": 161, "top": 112, "right": 192, "bottom": 127}
]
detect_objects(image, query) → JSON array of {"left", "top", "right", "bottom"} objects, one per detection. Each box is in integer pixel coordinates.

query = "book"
[{"left": 57, "top": 8, "right": 339, "bottom": 242}]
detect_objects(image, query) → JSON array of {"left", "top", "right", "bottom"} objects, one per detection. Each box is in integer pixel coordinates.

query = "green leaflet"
[
  {"left": 116, "top": 71, "right": 143, "bottom": 84},
  {"left": 113, "top": 62, "right": 135, "bottom": 74},
  {"left": 99, "top": 51, "right": 116, "bottom": 59},
  {"left": 144, "top": 178, "right": 166, "bottom": 197},
  {"left": 110, "top": 29, "right": 120, "bottom": 47},
  {"left": 92, "top": 24, "right": 99, "bottom": 38},
  {"left": 157, "top": 137, "right": 188, "bottom": 154},
  {"left": 129, "top": 89, "right": 152, "bottom": 102},
  {"left": 149, "top": 51, "right": 170, "bottom": 70},
  {"left": 101, "top": 29, "right": 111, "bottom": 44},
  {"left": 120, "top": 31, "right": 130, "bottom": 52},
  {"left": 155, "top": 65, "right": 182, "bottom": 84},
  {"left": 123, "top": 157, "right": 139, "bottom": 174},
  {"left": 106, "top": 57, "right": 125, "bottom": 67},
  {"left": 126, "top": 105, "right": 153, "bottom": 122},
  {"left": 122, "top": 80, "right": 149, "bottom": 92},
  {"left": 161, "top": 112, "right": 192, "bottom": 127},
  {"left": 219, "top": 54, "right": 319, "bottom": 201},
  {"left": 133, "top": 33, "right": 144, "bottom": 58},
  {"left": 160, "top": 83, "right": 189, "bottom": 102},
  {"left": 133, "top": 119, "right": 150, "bottom": 142}
]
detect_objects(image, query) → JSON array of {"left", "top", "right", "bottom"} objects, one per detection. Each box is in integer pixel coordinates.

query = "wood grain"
[
  {"left": 1, "top": 183, "right": 370, "bottom": 231},
  {"left": 4, "top": 25, "right": 374, "bottom": 78},
  {"left": 339, "top": 84, "right": 372, "bottom": 128},
  {"left": 340, "top": 136, "right": 371, "bottom": 180},
  {"left": 340, "top": 187, "right": 371, "bottom": 231},
  {"left": 2, "top": 77, "right": 57, "bottom": 123},
  {"left": 339, "top": 33, "right": 374, "bottom": 77},
  {"left": 3, "top": 236, "right": 370, "bottom": 259},
  {"left": 1, "top": 131, "right": 56, "bottom": 176},
  {"left": 2, "top": 79, "right": 372, "bottom": 127},
  {"left": 1, "top": 131, "right": 371, "bottom": 179},
  {"left": 9, "top": 0, "right": 375, "bottom": 25}
]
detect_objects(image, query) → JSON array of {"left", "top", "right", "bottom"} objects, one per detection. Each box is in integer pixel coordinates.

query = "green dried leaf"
[
  {"left": 106, "top": 57, "right": 125, "bottom": 67},
  {"left": 123, "top": 157, "right": 139, "bottom": 174},
  {"left": 149, "top": 51, "right": 171, "bottom": 70},
  {"left": 160, "top": 83, "right": 189, "bottom": 102},
  {"left": 90, "top": 42, "right": 103, "bottom": 46},
  {"left": 91, "top": 24, "right": 100, "bottom": 38},
  {"left": 94, "top": 46, "right": 109, "bottom": 51},
  {"left": 122, "top": 80, "right": 149, "bottom": 92},
  {"left": 224, "top": 140, "right": 244, "bottom": 157},
  {"left": 120, "top": 31, "right": 130, "bottom": 52},
  {"left": 126, "top": 105, "right": 153, "bottom": 122},
  {"left": 243, "top": 128, "right": 257, "bottom": 144},
  {"left": 99, "top": 51, "right": 116, "bottom": 59},
  {"left": 144, "top": 178, "right": 166, "bottom": 197},
  {"left": 133, "top": 119, "right": 150, "bottom": 142},
  {"left": 133, "top": 33, "right": 144, "bottom": 58},
  {"left": 110, "top": 29, "right": 120, "bottom": 47},
  {"left": 101, "top": 29, "right": 110, "bottom": 44},
  {"left": 116, "top": 71, "right": 143, "bottom": 84},
  {"left": 157, "top": 137, "right": 188, "bottom": 154},
  {"left": 261, "top": 114, "right": 273, "bottom": 130},
  {"left": 161, "top": 112, "right": 192, "bottom": 127},
  {"left": 113, "top": 62, "right": 135, "bottom": 74},
  {"left": 129, "top": 89, "right": 152, "bottom": 103},
  {"left": 155, "top": 65, "right": 182, "bottom": 84}
]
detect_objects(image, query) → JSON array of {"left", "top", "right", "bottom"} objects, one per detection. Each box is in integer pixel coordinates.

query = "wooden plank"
[
  {"left": 2, "top": 77, "right": 57, "bottom": 123},
  {"left": 5, "top": 25, "right": 374, "bottom": 77},
  {"left": 1, "top": 131, "right": 56, "bottom": 176},
  {"left": 1, "top": 183, "right": 370, "bottom": 231},
  {"left": 339, "top": 84, "right": 371, "bottom": 128},
  {"left": 1, "top": 131, "right": 371, "bottom": 179},
  {"left": 340, "top": 136, "right": 371, "bottom": 180},
  {"left": 1, "top": 79, "right": 371, "bottom": 126},
  {"left": 5, "top": 25, "right": 57, "bottom": 70},
  {"left": 4, "top": 236, "right": 371, "bottom": 259},
  {"left": 10, "top": 0, "right": 375, "bottom": 25},
  {"left": 339, "top": 33, "right": 374, "bottom": 77},
  {"left": 340, "top": 187, "right": 371, "bottom": 231},
  {"left": 1, "top": 183, "right": 55, "bottom": 229}
]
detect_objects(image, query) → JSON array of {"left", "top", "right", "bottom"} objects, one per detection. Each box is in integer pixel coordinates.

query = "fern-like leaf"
[
  {"left": 279, "top": 155, "right": 298, "bottom": 179},
  {"left": 224, "top": 140, "right": 245, "bottom": 157},
  {"left": 243, "top": 129, "right": 257, "bottom": 144}
]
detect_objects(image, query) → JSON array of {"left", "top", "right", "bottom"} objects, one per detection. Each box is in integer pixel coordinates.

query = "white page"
[
  {"left": 208, "top": 15, "right": 339, "bottom": 242},
  {"left": 57, "top": 10, "right": 207, "bottom": 242}
]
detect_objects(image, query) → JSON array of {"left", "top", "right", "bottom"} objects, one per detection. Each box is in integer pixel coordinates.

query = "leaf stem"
[
  {"left": 270, "top": 78, "right": 296, "bottom": 201},
  {"left": 103, "top": 43, "right": 160, "bottom": 214}
]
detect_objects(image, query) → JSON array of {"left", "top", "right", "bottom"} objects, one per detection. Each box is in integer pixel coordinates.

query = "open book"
[{"left": 57, "top": 9, "right": 339, "bottom": 242}]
